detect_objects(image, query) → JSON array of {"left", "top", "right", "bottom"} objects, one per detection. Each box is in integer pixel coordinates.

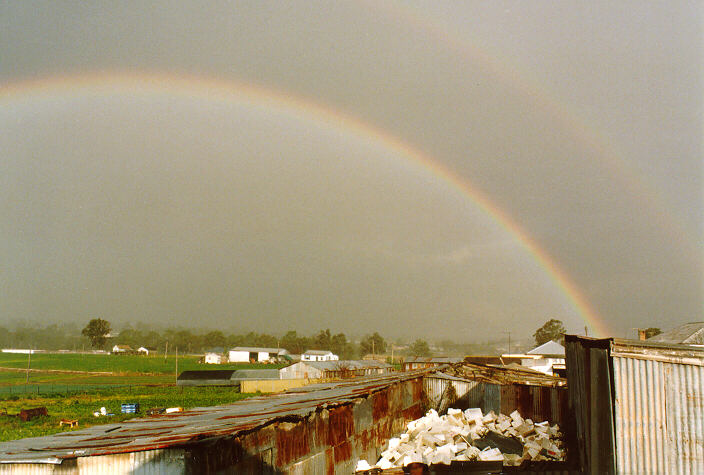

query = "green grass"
[
  {"left": 0, "top": 385, "right": 255, "bottom": 442},
  {"left": 0, "top": 353, "right": 286, "bottom": 375}
]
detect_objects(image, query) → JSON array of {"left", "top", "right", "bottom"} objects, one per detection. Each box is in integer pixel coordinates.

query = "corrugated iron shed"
[
  {"left": 565, "top": 335, "right": 704, "bottom": 474},
  {"left": 0, "top": 371, "right": 428, "bottom": 468}
]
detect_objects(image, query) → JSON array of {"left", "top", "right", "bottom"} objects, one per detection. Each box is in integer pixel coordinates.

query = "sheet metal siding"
[
  {"left": 422, "top": 376, "right": 481, "bottom": 411},
  {"left": 483, "top": 384, "right": 501, "bottom": 415},
  {"left": 75, "top": 449, "right": 185, "bottom": 474},
  {"left": 613, "top": 355, "right": 704, "bottom": 474},
  {"left": 423, "top": 377, "right": 566, "bottom": 424},
  {"left": 0, "top": 465, "right": 59, "bottom": 474},
  {"left": 564, "top": 337, "right": 616, "bottom": 474}
]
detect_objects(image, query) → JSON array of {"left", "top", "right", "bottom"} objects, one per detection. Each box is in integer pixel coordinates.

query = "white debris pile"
[{"left": 355, "top": 408, "right": 564, "bottom": 471}]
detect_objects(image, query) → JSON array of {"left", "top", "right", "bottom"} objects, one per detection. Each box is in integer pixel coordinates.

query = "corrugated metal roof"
[
  {"left": 292, "top": 360, "right": 392, "bottom": 371},
  {"left": 0, "top": 371, "right": 429, "bottom": 465},
  {"left": 230, "top": 369, "right": 280, "bottom": 380},
  {"left": 646, "top": 321, "right": 704, "bottom": 345},
  {"left": 527, "top": 340, "right": 565, "bottom": 356},
  {"left": 302, "top": 350, "right": 333, "bottom": 355},
  {"left": 441, "top": 362, "right": 566, "bottom": 387},
  {"left": 229, "top": 347, "right": 287, "bottom": 353},
  {"left": 177, "top": 370, "right": 235, "bottom": 381},
  {"left": 403, "top": 357, "right": 463, "bottom": 364}
]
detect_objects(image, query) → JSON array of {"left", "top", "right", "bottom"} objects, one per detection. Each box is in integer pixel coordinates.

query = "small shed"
[
  {"left": 136, "top": 347, "right": 150, "bottom": 355},
  {"left": 203, "top": 352, "right": 224, "bottom": 364},
  {"left": 301, "top": 350, "right": 338, "bottom": 361}
]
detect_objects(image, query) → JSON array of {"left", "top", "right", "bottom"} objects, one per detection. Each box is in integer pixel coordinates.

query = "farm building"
[
  {"left": 280, "top": 360, "right": 392, "bottom": 380},
  {"left": 111, "top": 344, "right": 132, "bottom": 354},
  {"left": 177, "top": 370, "right": 237, "bottom": 387},
  {"left": 301, "top": 349, "right": 338, "bottom": 361},
  {"left": 176, "top": 369, "right": 281, "bottom": 387},
  {"left": 136, "top": 346, "right": 151, "bottom": 355},
  {"left": 203, "top": 352, "right": 224, "bottom": 364},
  {"left": 228, "top": 347, "right": 289, "bottom": 363}
]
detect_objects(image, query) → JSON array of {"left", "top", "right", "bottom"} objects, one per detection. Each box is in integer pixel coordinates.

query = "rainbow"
[
  {"left": 0, "top": 71, "right": 611, "bottom": 336},
  {"left": 369, "top": 0, "right": 701, "bottom": 253}
]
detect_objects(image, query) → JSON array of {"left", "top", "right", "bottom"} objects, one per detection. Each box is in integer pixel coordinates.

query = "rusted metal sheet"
[
  {"left": 0, "top": 371, "right": 430, "bottom": 474},
  {"left": 19, "top": 407, "right": 48, "bottom": 422}
]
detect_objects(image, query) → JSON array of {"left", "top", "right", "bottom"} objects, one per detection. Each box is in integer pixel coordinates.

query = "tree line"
[{"left": 1, "top": 320, "right": 440, "bottom": 359}]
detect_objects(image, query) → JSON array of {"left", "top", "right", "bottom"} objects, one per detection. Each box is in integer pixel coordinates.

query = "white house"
[
  {"left": 228, "top": 347, "right": 289, "bottom": 363},
  {"left": 301, "top": 350, "right": 339, "bottom": 362},
  {"left": 520, "top": 340, "right": 565, "bottom": 375},
  {"left": 136, "top": 347, "right": 150, "bottom": 355},
  {"left": 204, "top": 352, "right": 224, "bottom": 364},
  {"left": 111, "top": 344, "right": 132, "bottom": 354}
]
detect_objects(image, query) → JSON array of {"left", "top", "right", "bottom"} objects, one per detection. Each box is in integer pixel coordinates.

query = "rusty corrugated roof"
[
  {"left": 440, "top": 361, "right": 566, "bottom": 387},
  {"left": 0, "top": 370, "right": 430, "bottom": 464}
]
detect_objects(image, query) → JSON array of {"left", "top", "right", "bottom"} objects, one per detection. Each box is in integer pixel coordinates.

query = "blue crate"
[{"left": 121, "top": 403, "right": 140, "bottom": 414}]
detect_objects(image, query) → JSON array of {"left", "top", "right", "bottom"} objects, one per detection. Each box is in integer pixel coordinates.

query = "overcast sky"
[{"left": 1, "top": 1, "right": 701, "bottom": 341}]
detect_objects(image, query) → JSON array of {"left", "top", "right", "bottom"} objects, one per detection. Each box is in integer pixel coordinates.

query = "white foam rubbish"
[{"left": 354, "top": 407, "right": 565, "bottom": 471}]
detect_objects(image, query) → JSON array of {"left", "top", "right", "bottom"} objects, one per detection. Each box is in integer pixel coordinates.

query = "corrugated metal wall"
[
  {"left": 566, "top": 335, "right": 704, "bottom": 474},
  {"left": 0, "top": 449, "right": 184, "bottom": 475},
  {"left": 423, "top": 376, "right": 567, "bottom": 424},
  {"left": 613, "top": 355, "right": 704, "bottom": 474}
]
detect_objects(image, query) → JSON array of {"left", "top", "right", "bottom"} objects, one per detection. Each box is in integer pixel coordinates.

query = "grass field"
[
  {"left": 0, "top": 385, "right": 255, "bottom": 442},
  {"left": 0, "top": 353, "right": 286, "bottom": 375},
  {"left": 0, "top": 353, "right": 283, "bottom": 440}
]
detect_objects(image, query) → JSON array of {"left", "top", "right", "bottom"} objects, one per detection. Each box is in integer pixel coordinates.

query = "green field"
[
  {"left": 0, "top": 353, "right": 286, "bottom": 375},
  {"left": 0, "top": 353, "right": 284, "bottom": 440},
  {"left": 0, "top": 385, "right": 255, "bottom": 442}
]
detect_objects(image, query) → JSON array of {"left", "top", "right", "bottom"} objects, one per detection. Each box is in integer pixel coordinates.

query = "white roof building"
[
  {"left": 301, "top": 350, "right": 338, "bottom": 362},
  {"left": 521, "top": 340, "right": 565, "bottom": 376},
  {"left": 228, "top": 347, "right": 289, "bottom": 363}
]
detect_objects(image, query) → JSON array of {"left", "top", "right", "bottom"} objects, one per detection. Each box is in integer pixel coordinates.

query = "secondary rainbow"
[
  {"left": 369, "top": 0, "right": 701, "bottom": 253},
  {"left": 0, "top": 71, "right": 611, "bottom": 337}
]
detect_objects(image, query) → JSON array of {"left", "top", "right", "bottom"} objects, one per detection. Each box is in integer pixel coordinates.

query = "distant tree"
[
  {"left": 331, "top": 332, "right": 356, "bottom": 359},
  {"left": 203, "top": 331, "right": 226, "bottom": 349},
  {"left": 644, "top": 327, "right": 662, "bottom": 339},
  {"left": 533, "top": 319, "right": 566, "bottom": 346},
  {"left": 408, "top": 339, "right": 431, "bottom": 357},
  {"left": 360, "top": 332, "right": 386, "bottom": 356},
  {"left": 281, "top": 331, "right": 307, "bottom": 354},
  {"left": 82, "top": 318, "right": 111, "bottom": 349},
  {"left": 312, "top": 329, "right": 333, "bottom": 350}
]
